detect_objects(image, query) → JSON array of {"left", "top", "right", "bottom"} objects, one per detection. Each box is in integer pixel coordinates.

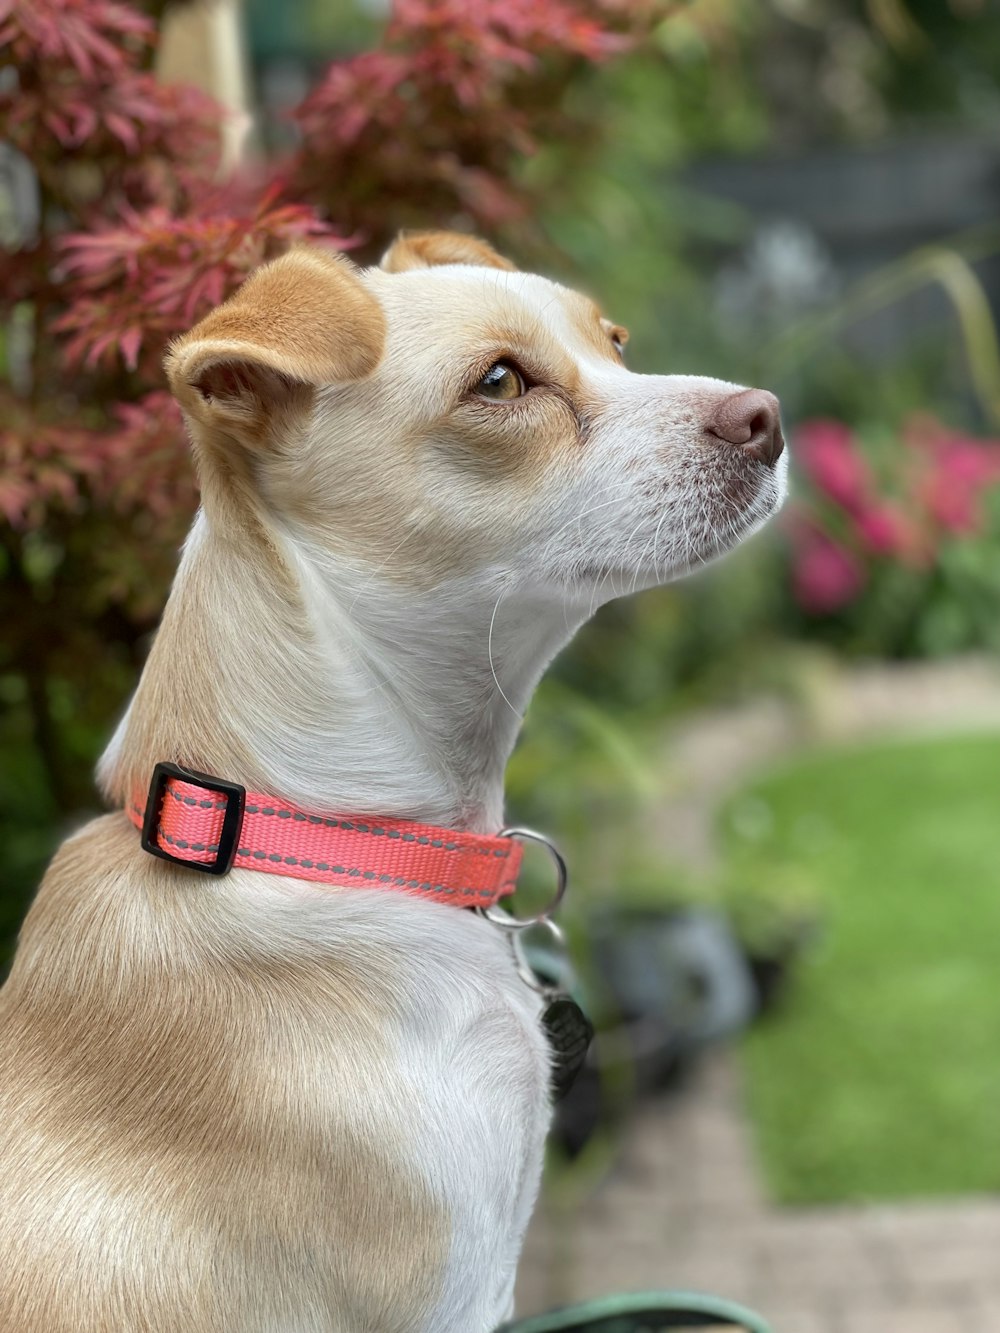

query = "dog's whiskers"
[{"left": 487, "top": 589, "right": 521, "bottom": 719}]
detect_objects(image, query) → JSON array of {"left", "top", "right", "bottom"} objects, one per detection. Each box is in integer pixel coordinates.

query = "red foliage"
[
  {"left": 55, "top": 192, "right": 346, "bottom": 375},
  {"left": 292, "top": 0, "right": 658, "bottom": 241},
  {"left": 0, "top": 410, "right": 93, "bottom": 529},
  {"left": 0, "top": 0, "right": 152, "bottom": 78},
  {"left": 0, "top": 0, "right": 325, "bottom": 581},
  {"left": 0, "top": 0, "right": 222, "bottom": 212},
  {"left": 1, "top": 0, "right": 657, "bottom": 548},
  {"left": 0, "top": 391, "right": 196, "bottom": 530},
  {"left": 94, "top": 392, "right": 198, "bottom": 518}
]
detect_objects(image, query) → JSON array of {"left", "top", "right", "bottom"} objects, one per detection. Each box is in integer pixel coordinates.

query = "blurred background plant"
[
  {"left": 786, "top": 412, "right": 1000, "bottom": 656},
  {"left": 5, "top": 0, "right": 1000, "bottom": 1222}
]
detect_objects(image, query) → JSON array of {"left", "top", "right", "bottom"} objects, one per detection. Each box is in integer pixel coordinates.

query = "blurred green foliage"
[{"left": 733, "top": 733, "right": 1000, "bottom": 1201}]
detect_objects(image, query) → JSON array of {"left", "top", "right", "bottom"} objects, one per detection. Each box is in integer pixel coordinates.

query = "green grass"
[{"left": 722, "top": 732, "right": 1000, "bottom": 1204}]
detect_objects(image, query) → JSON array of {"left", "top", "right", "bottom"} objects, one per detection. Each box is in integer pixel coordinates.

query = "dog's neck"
[{"left": 100, "top": 511, "right": 585, "bottom": 834}]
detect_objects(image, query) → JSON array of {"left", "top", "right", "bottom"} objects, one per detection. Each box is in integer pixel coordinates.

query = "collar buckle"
[{"left": 140, "top": 762, "right": 246, "bottom": 876}]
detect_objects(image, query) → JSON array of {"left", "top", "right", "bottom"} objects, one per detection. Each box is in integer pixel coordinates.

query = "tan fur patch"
[
  {"left": 602, "top": 317, "right": 629, "bottom": 352},
  {"left": 257, "top": 275, "right": 590, "bottom": 584},
  {"left": 0, "top": 816, "right": 448, "bottom": 1331},
  {"left": 471, "top": 309, "right": 583, "bottom": 401},
  {"left": 380, "top": 230, "right": 517, "bottom": 274},
  {"left": 556, "top": 291, "right": 626, "bottom": 362},
  {"left": 431, "top": 389, "right": 582, "bottom": 486},
  {"left": 98, "top": 510, "right": 301, "bottom": 808},
  {"left": 167, "top": 247, "right": 387, "bottom": 451}
]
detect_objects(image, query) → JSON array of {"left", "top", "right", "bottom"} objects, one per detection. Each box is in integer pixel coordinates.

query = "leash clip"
[
  {"left": 477, "top": 826, "right": 567, "bottom": 931},
  {"left": 509, "top": 917, "right": 567, "bottom": 994}
]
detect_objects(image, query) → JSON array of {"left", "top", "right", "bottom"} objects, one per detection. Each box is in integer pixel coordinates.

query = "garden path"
[
  {"left": 516, "top": 1051, "right": 1000, "bottom": 1331},
  {"left": 515, "top": 655, "right": 1000, "bottom": 1331}
]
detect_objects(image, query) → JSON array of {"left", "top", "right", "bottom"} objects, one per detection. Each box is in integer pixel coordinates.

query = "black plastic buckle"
[{"left": 140, "top": 762, "right": 246, "bottom": 877}]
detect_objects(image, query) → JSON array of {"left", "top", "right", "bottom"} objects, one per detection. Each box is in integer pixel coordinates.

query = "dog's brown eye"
[{"left": 476, "top": 362, "right": 525, "bottom": 401}]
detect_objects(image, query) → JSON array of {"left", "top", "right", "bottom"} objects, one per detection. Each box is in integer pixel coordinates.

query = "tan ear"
[
  {"left": 380, "top": 230, "right": 517, "bottom": 274},
  {"left": 166, "top": 247, "right": 386, "bottom": 448}
]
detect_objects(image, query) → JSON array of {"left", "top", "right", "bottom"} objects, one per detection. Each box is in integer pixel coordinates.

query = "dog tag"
[{"left": 542, "top": 995, "right": 593, "bottom": 1101}]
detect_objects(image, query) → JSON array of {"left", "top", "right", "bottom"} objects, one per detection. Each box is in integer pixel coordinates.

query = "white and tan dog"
[{"left": 0, "top": 232, "right": 786, "bottom": 1332}]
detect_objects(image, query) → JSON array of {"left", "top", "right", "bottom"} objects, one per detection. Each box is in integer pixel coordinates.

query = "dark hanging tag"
[{"left": 542, "top": 994, "right": 593, "bottom": 1101}]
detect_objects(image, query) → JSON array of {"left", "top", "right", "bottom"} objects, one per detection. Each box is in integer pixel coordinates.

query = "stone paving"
[
  {"left": 516, "top": 1052, "right": 1000, "bottom": 1330},
  {"left": 516, "top": 659, "right": 1000, "bottom": 1331}
]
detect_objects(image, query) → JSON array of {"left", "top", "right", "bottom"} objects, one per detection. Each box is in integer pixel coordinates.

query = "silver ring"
[
  {"left": 511, "top": 917, "right": 567, "bottom": 993},
  {"left": 479, "top": 827, "right": 568, "bottom": 930}
]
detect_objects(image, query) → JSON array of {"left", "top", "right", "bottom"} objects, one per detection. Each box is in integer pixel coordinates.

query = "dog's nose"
[{"left": 706, "top": 389, "right": 784, "bottom": 467}]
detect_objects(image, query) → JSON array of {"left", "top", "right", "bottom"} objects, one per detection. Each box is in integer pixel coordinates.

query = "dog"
[{"left": 0, "top": 232, "right": 786, "bottom": 1332}]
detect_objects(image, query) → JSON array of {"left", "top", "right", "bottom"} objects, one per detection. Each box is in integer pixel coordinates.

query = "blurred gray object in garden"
[
  {"left": 0, "top": 142, "right": 38, "bottom": 247},
  {"left": 715, "top": 220, "right": 840, "bottom": 332},
  {"left": 0, "top": 143, "right": 38, "bottom": 397},
  {"left": 590, "top": 908, "right": 757, "bottom": 1062},
  {"left": 550, "top": 908, "right": 758, "bottom": 1160},
  {"left": 690, "top": 135, "right": 1000, "bottom": 355}
]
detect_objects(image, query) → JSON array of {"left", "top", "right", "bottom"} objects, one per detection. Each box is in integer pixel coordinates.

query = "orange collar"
[{"left": 130, "top": 763, "right": 522, "bottom": 908}]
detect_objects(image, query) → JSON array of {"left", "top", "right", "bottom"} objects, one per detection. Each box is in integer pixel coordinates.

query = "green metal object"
[{"left": 495, "top": 1290, "right": 772, "bottom": 1333}]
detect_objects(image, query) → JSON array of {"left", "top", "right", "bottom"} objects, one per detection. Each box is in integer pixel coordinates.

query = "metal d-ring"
[
  {"left": 510, "top": 916, "right": 568, "bottom": 994},
  {"left": 479, "top": 827, "right": 568, "bottom": 931}
]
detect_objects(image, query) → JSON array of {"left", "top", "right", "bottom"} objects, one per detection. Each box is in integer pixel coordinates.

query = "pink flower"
[
  {"left": 902, "top": 414, "right": 1000, "bottom": 536},
  {"left": 936, "top": 438, "right": 1000, "bottom": 487},
  {"left": 851, "top": 501, "right": 929, "bottom": 565},
  {"left": 910, "top": 436, "right": 1000, "bottom": 537},
  {"left": 920, "top": 478, "right": 983, "bottom": 535},
  {"left": 791, "top": 528, "right": 866, "bottom": 615},
  {"left": 854, "top": 503, "right": 902, "bottom": 554},
  {"left": 795, "top": 419, "right": 872, "bottom": 513}
]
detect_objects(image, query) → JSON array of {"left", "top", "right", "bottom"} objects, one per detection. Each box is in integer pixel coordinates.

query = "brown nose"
[{"left": 706, "top": 388, "right": 784, "bottom": 467}]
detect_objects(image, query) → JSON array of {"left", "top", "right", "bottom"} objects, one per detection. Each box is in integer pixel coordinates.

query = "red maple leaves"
[
  {"left": 293, "top": 0, "right": 646, "bottom": 236},
  {"left": 1, "top": 0, "right": 652, "bottom": 540},
  {"left": 55, "top": 193, "right": 344, "bottom": 374}
]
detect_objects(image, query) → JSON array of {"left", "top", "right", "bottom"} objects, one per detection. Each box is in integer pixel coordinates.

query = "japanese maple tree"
[{"left": 0, "top": 0, "right": 661, "bottom": 812}]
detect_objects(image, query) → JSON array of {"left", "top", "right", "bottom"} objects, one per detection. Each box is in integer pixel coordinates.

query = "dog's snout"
[{"left": 706, "top": 388, "right": 784, "bottom": 467}]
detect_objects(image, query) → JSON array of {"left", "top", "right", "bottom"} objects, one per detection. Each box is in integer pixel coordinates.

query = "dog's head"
[{"left": 166, "top": 233, "right": 786, "bottom": 602}]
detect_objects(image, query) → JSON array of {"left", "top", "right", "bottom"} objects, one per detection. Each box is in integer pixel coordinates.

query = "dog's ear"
[
  {"left": 166, "top": 247, "right": 385, "bottom": 449},
  {"left": 380, "top": 230, "right": 517, "bottom": 274}
]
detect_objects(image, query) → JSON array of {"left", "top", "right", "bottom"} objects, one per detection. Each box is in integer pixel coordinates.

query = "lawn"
[{"left": 722, "top": 731, "right": 1000, "bottom": 1204}]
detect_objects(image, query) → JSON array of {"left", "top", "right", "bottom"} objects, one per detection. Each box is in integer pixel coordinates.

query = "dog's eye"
[{"left": 476, "top": 362, "right": 525, "bottom": 401}]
